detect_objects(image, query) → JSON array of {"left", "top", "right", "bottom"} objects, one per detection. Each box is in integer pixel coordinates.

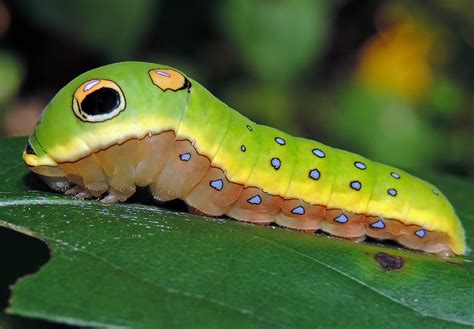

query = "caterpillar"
[{"left": 23, "top": 62, "right": 466, "bottom": 256}]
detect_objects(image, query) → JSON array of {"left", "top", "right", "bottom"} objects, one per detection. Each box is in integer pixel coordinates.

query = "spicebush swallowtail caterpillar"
[{"left": 23, "top": 62, "right": 466, "bottom": 256}]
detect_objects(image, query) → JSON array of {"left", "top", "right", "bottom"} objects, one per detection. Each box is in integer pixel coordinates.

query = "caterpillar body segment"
[{"left": 22, "top": 62, "right": 466, "bottom": 256}]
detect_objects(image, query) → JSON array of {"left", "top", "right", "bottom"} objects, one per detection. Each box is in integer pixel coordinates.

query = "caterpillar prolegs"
[{"left": 23, "top": 62, "right": 466, "bottom": 256}]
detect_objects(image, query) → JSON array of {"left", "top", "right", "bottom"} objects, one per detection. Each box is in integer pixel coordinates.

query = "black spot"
[
  {"left": 247, "top": 125, "right": 253, "bottom": 131},
  {"left": 81, "top": 87, "right": 120, "bottom": 116},
  {"left": 241, "top": 145, "right": 246, "bottom": 152},
  {"left": 183, "top": 78, "right": 192, "bottom": 91},
  {"left": 374, "top": 252, "right": 404, "bottom": 270},
  {"left": 25, "top": 142, "right": 36, "bottom": 155}
]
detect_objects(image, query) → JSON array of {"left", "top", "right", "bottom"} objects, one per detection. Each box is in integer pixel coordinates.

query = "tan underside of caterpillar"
[{"left": 33, "top": 131, "right": 454, "bottom": 256}]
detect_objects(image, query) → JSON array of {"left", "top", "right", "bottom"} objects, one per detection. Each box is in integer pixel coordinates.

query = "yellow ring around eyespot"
[
  {"left": 72, "top": 79, "right": 126, "bottom": 123},
  {"left": 149, "top": 69, "right": 187, "bottom": 91}
]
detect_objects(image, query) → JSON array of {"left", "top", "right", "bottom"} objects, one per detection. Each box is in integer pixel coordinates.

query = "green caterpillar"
[{"left": 23, "top": 62, "right": 466, "bottom": 256}]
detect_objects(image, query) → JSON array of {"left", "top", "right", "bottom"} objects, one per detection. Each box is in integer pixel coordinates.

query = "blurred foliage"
[
  {"left": 220, "top": 0, "right": 329, "bottom": 84},
  {"left": 0, "top": 51, "right": 22, "bottom": 110},
  {"left": 330, "top": 84, "right": 442, "bottom": 169},
  {"left": 17, "top": 0, "right": 158, "bottom": 58},
  {"left": 334, "top": 3, "right": 473, "bottom": 172},
  {"left": 0, "top": 0, "right": 472, "bottom": 177}
]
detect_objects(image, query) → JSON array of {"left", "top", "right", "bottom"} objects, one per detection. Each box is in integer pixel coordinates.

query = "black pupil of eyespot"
[{"left": 80, "top": 87, "right": 120, "bottom": 116}]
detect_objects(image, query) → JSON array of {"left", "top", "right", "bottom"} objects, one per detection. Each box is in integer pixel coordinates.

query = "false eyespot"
[
  {"left": 72, "top": 79, "right": 126, "bottom": 123},
  {"left": 148, "top": 68, "right": 190, "bottom": 92}
]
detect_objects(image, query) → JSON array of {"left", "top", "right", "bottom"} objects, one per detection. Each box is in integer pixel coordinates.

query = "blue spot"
[
  {"left": 415, "top": 229, "right": 426, "bottom": 238},
  {"left": 334, "top": 214, "right": 349, "bottom": 223},
  {"left": 312, "top": 148, "right": 325, "bottom": 158},
  {"left": 271, "top": 158, "right": 281, "bottom": 170},
  {"left": 354, "top": 161, "right": 366, "bottom": 170},
  {"left": 210, "top": 179, "right": 223, "bottom": 191},
  {"left": 247, "top": 125, "right": 253, "bottom": 131},
  {"left": 388, "top": 188, "right": 397, "bottom": 197},
  {"left": 241, "top": 145, "right": 246, "bottom": 152},
  {"left": 179, "top": 153, "right": 191, "bottom": 161},
  {"left": 291, "top": 206, "right": 305, "bottom": 215},
  {"left": 247, "top": 195, "right": 262, "bottom": 205},
  {"left": 391, "top": 172, "right": 401, "bottom": 179},
  {"left": 275, "top": 137, "right": 286, "bottom": 145},
  {"left": 370, "top": 220, "right": 385, "bottom": 229},
  {"left": 350, "top": 181, "right": 362, "bottom": 191},
  {"left": 309, "top": 169, "right": 320, "bottom": 180}
]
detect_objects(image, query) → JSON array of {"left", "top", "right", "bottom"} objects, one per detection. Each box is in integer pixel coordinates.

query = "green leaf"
[{"left": 1, "top": 137, "right": 473, "bottom": 328}]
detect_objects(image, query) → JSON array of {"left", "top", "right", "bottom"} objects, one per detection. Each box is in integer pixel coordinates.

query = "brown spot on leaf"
[{"left": 374, "top": 252, "right": 404, "bottom": 270}]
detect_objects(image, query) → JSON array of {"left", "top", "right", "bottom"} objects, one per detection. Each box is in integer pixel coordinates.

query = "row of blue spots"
[
  {"left": 350, "top": 180, "right": 399, "bottom": 198},
  {"left": 242, "top": 124, "right": 252, "bottom": 153},
  {"left": 247, "top": 195, "right": 262, "bottom": 205},
  {"left": 415, "top": 229, "right": 426, "bottom": 238},
  {"left": 350, "top": 181, "right": 362, "bottom": 191},
  {"left": 240, "top": 128, "right": 437, "bottom": 213},
  {"left": 334, "top": 214, "right": 348, "bottom": 223},
  {"left": 309, "top": 169, "right": 320, "bottom": 180},
  {"left": 391, "top": 170, "right": 438, "bottom": 196},
  {"left": 291, "top": 206, "right": 305, "bottom": 215},
  {"left": 370, "top": 220, "right": 385, "bottom": 229},
  {"left": 387, "top": 188, "right": 397, "bottom": 197},
  {"left": 209, "top": 179, "right": 223, "bottom": 191},
  {"left": 179, "top": 153, "right": 191, "bottom": 161},
  {"left": 354, "top": 161, "right": 366, "bottom": 170},
  {"left": 312, "top": 148, "right": 325, "bottom": 158},
  {"left": 271, "top": 158, "right": 281, "bottom": 170},
  {"left": 370, "top": 219, "right": 427, "bottom": 239},
  {"left": 275, "top": 137, "right": 286, "bottom": 145},
  {"left": 391, "top": 172, "right": 401, "bottom": 179}
]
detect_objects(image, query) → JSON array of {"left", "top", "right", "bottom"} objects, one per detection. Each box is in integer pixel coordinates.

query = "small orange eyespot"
[
  {"left": 148, "top": 68, "right": 190, "bottom": 92},
  {"left": 72, "top": 79, "right": 126, "bottom": 122}
]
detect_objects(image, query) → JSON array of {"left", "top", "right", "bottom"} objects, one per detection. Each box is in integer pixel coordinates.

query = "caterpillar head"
[{"left": 23, "top": 62, "right": 191, "bottom": 176}]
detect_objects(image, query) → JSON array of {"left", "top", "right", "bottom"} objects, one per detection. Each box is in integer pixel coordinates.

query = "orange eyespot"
[
  {"left": 72, "top": 79, "right": 126, "bottom": 122},
  {"left": 148, "top": 68, "right": 190, "bottom": 92}
]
